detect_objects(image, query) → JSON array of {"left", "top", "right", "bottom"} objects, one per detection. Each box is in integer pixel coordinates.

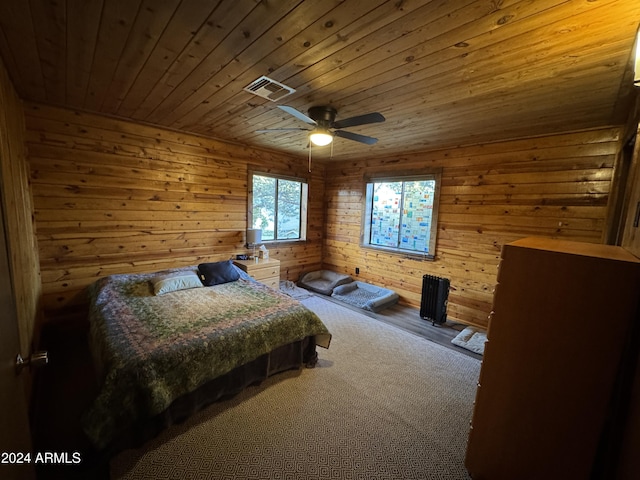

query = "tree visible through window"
[
  {"left": 363, "top": 174, "right": 440, "bottom": 257},
  {"left": 251, "top": 173, "right": 307, "bottom": 241}
]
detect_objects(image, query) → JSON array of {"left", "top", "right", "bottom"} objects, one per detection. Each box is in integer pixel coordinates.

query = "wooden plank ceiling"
[{"left": 0, "top": 0, "right": 639, "bottom": 162}]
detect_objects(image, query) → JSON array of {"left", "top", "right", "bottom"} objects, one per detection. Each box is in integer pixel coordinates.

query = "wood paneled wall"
[
  {"left": 0, "top": 58, "right": 41, "bottom": 354},
  {"left": 25, "top": 103, "right": 325, "bottom": 316},
  {"left": 323, "top": 128, "right": 622, "bottom": 328},
  {"left": 23, "top": 100, "right": 624, "bottom": 328}
]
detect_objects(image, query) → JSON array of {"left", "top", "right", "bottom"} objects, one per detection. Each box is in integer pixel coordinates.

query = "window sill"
[
  {"left": 360, "top": 244, "right": 435, "bottom": 261},
  {"left": 261, "top": 238, "right": 307, "bottom": 247}
]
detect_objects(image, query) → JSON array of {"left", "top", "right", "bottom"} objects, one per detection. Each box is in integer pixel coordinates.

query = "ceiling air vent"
[{"left": 244, "top": 75, "right": 295, "bottom": 102}]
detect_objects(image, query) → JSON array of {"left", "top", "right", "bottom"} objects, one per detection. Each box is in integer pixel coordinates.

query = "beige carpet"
[{"left": 110, "top": 295, "right": 481, "bottom": 479}]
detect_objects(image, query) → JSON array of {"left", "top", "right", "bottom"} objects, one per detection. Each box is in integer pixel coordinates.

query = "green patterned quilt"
[{"left": 82, "top": 267, "right": 331, "bottom": 449}]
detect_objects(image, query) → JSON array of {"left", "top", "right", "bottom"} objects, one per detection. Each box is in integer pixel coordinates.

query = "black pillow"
[{"left": 198, "top": 260, "right": 240, "bottom": 286}]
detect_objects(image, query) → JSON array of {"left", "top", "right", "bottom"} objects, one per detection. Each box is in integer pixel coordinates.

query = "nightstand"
[{"left": 233, "top": 258, "right": 280, "bottom": 289}]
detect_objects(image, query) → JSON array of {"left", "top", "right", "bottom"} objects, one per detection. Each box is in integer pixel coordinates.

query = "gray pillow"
[
  {"left": 152, "top": 271, "right": 203, "bottom": 295},
  {"left": 198, "top": 260, "right": 240, "bottom": 286},
  {"left": 332, "top": 282, "right": 358, "bottom": 295}
]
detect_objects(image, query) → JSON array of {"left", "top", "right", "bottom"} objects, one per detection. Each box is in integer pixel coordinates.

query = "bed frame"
[{"left": 98, "top": 337, "right": 317, "bottom": 459}]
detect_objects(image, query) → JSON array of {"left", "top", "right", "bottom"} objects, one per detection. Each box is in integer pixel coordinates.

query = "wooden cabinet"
[
  {"left": 465, "top": 237, "right": 640, "bottom": 480},
  {"left": 233, "top": 258, "right": 280, "bottom": 289},
  {"left": 621, "top": 133, "right": 640, "bottom": 258}
]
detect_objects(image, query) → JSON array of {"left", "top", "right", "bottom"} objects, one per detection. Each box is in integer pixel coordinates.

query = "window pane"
[
  {"left": 363, "top": 176, "right": 439, "bottom": 257},
  {"left": 370, "top": 181, "right": 402, "bottom": 247},
  {"left": 276, "top": 179, "right": 301, "bottom": 240},
  {"left": 251, "top": 173, "right": 306, "bottom": 242},
  {"left": 399, "top": 180, "right": 436, "bottom": 253},
  {"left": 252, "top": 175, "right": 276, "bottom": 240}
]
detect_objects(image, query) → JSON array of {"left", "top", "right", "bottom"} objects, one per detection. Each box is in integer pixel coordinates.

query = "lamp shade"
[
  {"left": 246, "top": 228, "right": 262, "bottom": 245},
  {"left": 309, "top": 129, "right": 333, "bottom": 146}
]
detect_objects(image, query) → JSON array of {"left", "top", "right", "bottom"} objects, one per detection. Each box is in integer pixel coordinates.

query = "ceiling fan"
[{"left": 257, "top": 105, "right": 385, "bottom": 147}]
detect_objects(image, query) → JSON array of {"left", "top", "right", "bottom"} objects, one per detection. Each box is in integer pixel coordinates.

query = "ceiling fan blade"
[
  {"left": 334, "top": 130, "right": 378, "bottom": 145},
  {"left": 256, "top": 128, "right": 310, "bottom": 133},
  {"left": 277, "top": 105, "right": 317, "bottom": 125},
  {"left": 332, "top": 112, "right": 385, "bottom": 129}
]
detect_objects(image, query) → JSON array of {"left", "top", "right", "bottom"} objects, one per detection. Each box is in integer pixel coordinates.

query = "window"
[
  {"left": 362, "top": 174, "right": 441, "bottom": 258},
  {"left": 249, "top": 172, "right": 308, "bottom": 242}
]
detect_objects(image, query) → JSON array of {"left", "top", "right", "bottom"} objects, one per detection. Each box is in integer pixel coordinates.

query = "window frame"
[
  {"left": 361, "top": 171, "right": 442, "bottom": 259},
  {"left": 248, "top": 170, "right": 308, "bottom": 244}
]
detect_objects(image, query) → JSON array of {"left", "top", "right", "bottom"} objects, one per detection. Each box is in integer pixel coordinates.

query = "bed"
[{"left": 81, "top": 262, "right": 331, "bottom": 455}]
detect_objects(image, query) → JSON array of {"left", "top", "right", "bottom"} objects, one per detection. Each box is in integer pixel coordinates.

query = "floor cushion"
[
  {"left": 298, "top": 270, "right": 353, "bottom": 296},
  {"left": 331, "top": 281, "right": 399, "bottom": 312},
  {"left": 451, "top": 327, "right": 487, "bottom": 355}
]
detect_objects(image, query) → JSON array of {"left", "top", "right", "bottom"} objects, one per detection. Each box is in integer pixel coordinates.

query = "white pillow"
[{"left": 152, "top": 271, "right": 203, "bottom": 295}]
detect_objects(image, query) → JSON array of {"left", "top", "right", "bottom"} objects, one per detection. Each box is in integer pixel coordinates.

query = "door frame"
[{"left": 0, "top": 180, "right": 36, "bottom": 480}]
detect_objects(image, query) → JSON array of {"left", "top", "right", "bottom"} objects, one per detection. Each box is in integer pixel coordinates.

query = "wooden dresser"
[
  {"left": 465, "top": 237, "right": 640, "bottom": 479},
  {"left": 233, "top": 258, "right": 280, "bottom": 289}
]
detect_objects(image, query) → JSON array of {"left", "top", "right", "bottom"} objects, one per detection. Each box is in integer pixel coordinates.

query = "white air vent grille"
[{"left": 244, "top": 75, "right": 296, "bottom": 102}]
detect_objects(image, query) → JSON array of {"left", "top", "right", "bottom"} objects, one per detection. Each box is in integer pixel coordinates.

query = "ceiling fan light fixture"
[{"left": 309, "top": 129, "right": 333, "bottom": 146}]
